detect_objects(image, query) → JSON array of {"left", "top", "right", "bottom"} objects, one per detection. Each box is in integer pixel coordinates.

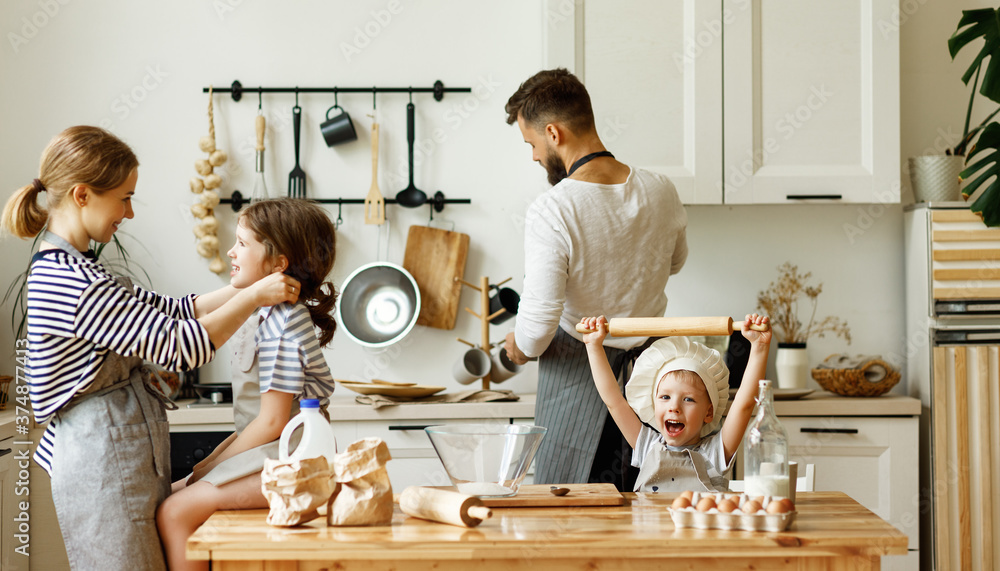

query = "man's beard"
[{"left": 543, "top": 148, "right": 567, "bottom": 186}]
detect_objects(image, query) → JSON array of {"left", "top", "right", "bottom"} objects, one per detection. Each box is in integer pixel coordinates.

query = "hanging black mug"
[
  {"left": 320, "top": 104, "right": 357, "bottom": 147},
  {"left": 488, "top": 285, "right": 520, "bottom": 324}
]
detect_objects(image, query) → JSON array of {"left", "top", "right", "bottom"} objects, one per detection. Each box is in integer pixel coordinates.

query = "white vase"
[
  {"left": 775, "top": 344, "right": 809, "bottom": 390},
  {"left": 908, "top": 155, "right": 964, "bottom": 203}
]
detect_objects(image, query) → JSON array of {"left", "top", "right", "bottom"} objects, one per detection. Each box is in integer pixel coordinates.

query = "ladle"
[{"left": 395, "top": 101, "right": 427, "bottom": 207}]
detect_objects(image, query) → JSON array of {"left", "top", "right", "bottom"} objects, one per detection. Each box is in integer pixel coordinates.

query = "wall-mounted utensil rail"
[
  {"left": 205, "top": 79, "right": 473, "bottom": 213},
  {"left": 203, "top": 80, "right": 470, "bottom": 102}
]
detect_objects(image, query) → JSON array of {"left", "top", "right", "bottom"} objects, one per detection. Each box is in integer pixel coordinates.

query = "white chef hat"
[{"left": 625, "top": 337, "right": 731, "bottom": 437}]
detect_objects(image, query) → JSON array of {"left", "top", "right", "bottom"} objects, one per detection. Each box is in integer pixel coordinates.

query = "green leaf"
[
  {"left": 949, "top": 8, "right": 1000, "bottom": 104},
  {"left": 961, "top": 122, "right": 1000, "bottom": 226}
]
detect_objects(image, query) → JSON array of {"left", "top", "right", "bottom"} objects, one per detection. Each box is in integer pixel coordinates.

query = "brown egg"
[
  {"left": 716, "top": 499, "right": 737, "bottom": 513},
  {"left": 679, "top": 490, "right": 695, "bottom": 501},
  {"left": 671, "top": 496, "right": 692, "bottom": 510},
  {"left": 778, "top": 498, "right": 795, "bottom": 513},
  {"left": 696, "top": 497, "right": 716, "bottom": 512},
  {"left": 766, "top": 498, "right": 792, "bottom": 514},
  {"left": 752, "top": 495, "right": 765, "bottom": 505},
  {"left": 742, "top": 500, "right": 762, "bottom": 513}
]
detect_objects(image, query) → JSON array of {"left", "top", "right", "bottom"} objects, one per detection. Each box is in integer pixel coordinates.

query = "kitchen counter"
[
  {"left": 166, "top": 391, "right": 919, "bottom": 428},
  {"left": 187, "top": 491, "right": 907, "bottom": 570},
  {"left": 0, "top": 408, "right": 15, "bottom": 440}
]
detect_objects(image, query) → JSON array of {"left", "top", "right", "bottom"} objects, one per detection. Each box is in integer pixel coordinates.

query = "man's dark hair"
[{"left": 505, "top": 68, "right": 595, "bottom": 135}]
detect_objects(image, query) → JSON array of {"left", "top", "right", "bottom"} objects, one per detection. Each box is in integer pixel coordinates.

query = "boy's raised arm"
[
  {"left": 720, "top": 314, "right": 772, "bottom": 461},
  {"left": 581, "top": 316, "right": 643, "bottom": 447}
]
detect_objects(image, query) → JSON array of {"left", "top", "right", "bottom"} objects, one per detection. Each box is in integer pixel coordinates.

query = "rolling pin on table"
[{"left": 399, "top": 487, "right": 492, "bottom": 528}]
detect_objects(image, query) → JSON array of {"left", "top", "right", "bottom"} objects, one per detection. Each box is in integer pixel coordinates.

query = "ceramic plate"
[
  {"left": 728, "top": 388, "right": 815, "bottom": 400},
  {"left": 773, "top": 388, "right": 815, "bottom": 400},
  {"left": 337, "top": 381, "right": 445, "bottom": 398}
]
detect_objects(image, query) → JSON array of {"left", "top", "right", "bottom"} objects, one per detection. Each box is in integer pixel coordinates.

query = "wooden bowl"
[{"left": 810, "top": 359, "right": 900, "bottom": 397}]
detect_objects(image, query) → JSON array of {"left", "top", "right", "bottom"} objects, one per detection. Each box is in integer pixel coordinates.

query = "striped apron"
[{"left": 533, "top": 327, "right": 651, "bottom": 488}]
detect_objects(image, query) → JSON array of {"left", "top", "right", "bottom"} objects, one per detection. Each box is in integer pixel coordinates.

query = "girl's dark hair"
[
  {"left": 2, "top": 126, "right": 138, "bottom": 238},
  {"left": 504, "top": 68, "right": 595, "bottom": 135},
  {"left": 239, "top": 198, "right": 338, "bottom": 346}
]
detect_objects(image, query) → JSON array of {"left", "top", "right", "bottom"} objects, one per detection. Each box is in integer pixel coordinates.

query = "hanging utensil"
[
  {"left": 365, "top": 121, "right": 385, "bottom": 224},
  {"left": 395, "top": 101, "right": 428, "bottom": 207},
  {"left": 250, "top": 98, "right": 270, "bottom": 202},
  {"left": 288, "top": 97, "right": 306, "bottom": 198}
]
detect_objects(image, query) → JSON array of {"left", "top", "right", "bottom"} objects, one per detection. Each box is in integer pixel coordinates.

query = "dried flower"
[{"left": 756, "top": 262, "right": 851, "bottom": 345}]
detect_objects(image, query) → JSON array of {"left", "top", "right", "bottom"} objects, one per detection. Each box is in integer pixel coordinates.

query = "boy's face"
[{"left": 652, "top": 371, "right": 714, "bottom": 447}]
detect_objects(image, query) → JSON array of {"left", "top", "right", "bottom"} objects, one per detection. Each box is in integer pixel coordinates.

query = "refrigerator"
[{"left": 905, "top": 203, "right": 1000, "bottom": 571}]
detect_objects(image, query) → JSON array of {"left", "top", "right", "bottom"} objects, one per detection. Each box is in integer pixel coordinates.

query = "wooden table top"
[{"left": 188, "top": 491, "right": 908, "bottom": 564}]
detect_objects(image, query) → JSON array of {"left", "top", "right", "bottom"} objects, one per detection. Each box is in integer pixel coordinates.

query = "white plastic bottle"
[{"left": 279, "top": 399, "right": 338, "bottom": 464}]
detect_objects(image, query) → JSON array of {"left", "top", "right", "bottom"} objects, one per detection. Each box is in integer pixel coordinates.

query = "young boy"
[{"left": 580, "top": 314, "right": 770, "bottom": 492}]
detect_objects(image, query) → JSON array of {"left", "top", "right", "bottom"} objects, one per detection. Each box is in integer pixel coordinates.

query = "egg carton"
[{"left": 667, "top": 491, "right": 796, "bottom": 532}]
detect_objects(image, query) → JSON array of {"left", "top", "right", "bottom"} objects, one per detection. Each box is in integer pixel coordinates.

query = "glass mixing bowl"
[{"left": 425, "top": 423, "right": 547, "bottom": 497}]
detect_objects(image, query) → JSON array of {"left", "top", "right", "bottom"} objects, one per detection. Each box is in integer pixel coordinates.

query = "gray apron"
[
  {"left": 633, "top": 446, "right": 721, "bottom": 493},
  {"left": 200, "top": 314, "right": 301, "bottom": 486},
  {"left": 43, "top": 253, "right": 176, "bottom": 570}
]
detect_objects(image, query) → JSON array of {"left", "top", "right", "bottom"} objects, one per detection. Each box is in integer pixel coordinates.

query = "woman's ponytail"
[{"left": 1, "top": 181, "right": 48, "bottom": 239}]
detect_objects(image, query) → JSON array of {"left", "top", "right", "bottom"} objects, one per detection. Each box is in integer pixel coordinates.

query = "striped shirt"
[
  {"left": 26, "top": 249, "right": 214, "bottom": 474},
  {"left": 255, "top": 302, "right": 335, "bottom": 404}
]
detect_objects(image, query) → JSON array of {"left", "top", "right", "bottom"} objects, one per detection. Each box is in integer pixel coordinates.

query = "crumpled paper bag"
[
  {"left": 261, "top": 456, "right": 334, "bottom": 527},
  {"left": 327, "top": 437, "right": 393, "bottom": 526}
]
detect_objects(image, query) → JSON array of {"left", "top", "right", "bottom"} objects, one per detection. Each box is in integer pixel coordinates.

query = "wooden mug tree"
[{"left": 456, "top": 276, "right": 512, "bottom": 390}]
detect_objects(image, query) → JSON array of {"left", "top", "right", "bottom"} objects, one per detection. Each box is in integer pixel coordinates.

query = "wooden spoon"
[{"left": 364, "top": 122, "right": 385, "bottom": 225}]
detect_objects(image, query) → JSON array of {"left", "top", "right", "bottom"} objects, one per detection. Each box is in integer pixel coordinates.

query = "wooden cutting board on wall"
[{"left": 402, "top": 225, "right": 470, "bottom": 330}]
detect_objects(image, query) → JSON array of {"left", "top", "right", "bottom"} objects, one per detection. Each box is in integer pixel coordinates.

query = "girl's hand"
[
  {"left": 580, "top": 316, "right": 609, "bottom": 346},
  {"left": 741, "top": 313, "right": 771, "bottom": 345},
  {"left": 250, "top": 272, "right": 301, "bottom": 306}
]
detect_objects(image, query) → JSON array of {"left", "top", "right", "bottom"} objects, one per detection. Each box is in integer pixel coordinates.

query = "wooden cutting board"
[
  {"left": 402, "top": 225, "right": 469, "bottom": 330},
  {"left": 477, "top": 484, "right": 625, "bottom": 507}
]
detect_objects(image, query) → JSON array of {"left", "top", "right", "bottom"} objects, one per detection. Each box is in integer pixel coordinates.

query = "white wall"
[{"left": 0, "top": 0, "right": 989, "bottom": 396}]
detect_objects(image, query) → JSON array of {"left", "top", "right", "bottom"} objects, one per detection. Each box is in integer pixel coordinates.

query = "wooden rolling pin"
[
  {"left": 399, "top": 486, "right": 493, "bottom": 528},
  {"left": 575, "top": 316, "right": 769, "bottom": 337}
]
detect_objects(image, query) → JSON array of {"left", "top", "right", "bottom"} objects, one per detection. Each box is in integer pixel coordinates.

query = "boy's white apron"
[{"left": 633, "top": 446, "right": 725, "bottom": 492}]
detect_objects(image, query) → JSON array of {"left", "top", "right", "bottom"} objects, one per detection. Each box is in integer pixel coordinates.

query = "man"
[{"left": 503, "top": 68, "right": 688, "bottom": 491}]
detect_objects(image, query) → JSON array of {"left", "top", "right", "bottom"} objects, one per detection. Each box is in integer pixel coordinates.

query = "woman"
[{"left": 0, "top": 125, "right": 300, "bottom": 570}]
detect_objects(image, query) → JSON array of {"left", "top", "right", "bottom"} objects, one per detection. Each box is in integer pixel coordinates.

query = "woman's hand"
[
  {"left": 249, "top": 272, "right": 301, "bottom": 307},
  {"left": 580, "top": 316, "right": 609, "bottom": 346}
]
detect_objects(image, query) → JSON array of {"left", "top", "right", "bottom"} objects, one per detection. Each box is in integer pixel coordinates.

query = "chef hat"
[{"left": 625, "top": 337, "right": 730, "bottom": 437}]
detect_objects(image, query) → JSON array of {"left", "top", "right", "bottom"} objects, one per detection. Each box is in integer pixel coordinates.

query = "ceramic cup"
[
  {"left": 319, "top": 104, "right": 357, "bottom": 147},
  {"left": 488, "top": 285, "right": 520, "bottom": 325},
  {"left": 489, "top": 346, "right": 523, "bottom": 383},
  {"left": 453, "top": 347, "right": 491, "bottom": 385}
]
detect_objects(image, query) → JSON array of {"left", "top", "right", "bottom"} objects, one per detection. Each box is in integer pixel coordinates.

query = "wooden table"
[{"left": 187, "top": 491, "right": 907, "bottom": 570}]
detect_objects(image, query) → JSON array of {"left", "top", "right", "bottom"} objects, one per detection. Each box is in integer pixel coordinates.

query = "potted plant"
[
  {"left": 756, "top": 263, "right": 851, "bottom": 390},
  {"left": 945, "top": 7, "right": 1000, "bottom": 225}
]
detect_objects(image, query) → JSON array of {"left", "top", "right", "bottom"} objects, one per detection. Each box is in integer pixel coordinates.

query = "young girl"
[
  {"left": 0, "top": 126, "right": 300, "bottom": 570},
  {"left": 157, "top": 198, "right": 339, "bottom": 571},
  {"left": 580, "top": 314, "right": 770, "bottom": 492}
]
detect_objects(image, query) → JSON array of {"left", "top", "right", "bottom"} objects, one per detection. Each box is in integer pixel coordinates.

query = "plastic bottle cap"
[{"left": 301, "top": 398, "right": 320, "bottom": 408}]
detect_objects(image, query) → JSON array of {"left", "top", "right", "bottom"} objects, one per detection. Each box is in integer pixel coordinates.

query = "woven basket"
[
  {"left": 810, "top": 358, "right": 900, "bottom": 397},
  {"left": 0, "top": 375, "right": 12, "bottom": 411}
]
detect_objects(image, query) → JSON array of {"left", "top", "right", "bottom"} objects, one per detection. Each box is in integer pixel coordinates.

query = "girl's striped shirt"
[
  {"left": 255, "top": 302, "right": 335, "bottom": 403},
  {"left": 27, "top": 249, "right": 214, "bottom": 474}
]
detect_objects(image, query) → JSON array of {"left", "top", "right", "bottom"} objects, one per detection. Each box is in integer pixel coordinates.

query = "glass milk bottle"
[{"left": 743, "top": 380, "right": 791, "bottom": 498}]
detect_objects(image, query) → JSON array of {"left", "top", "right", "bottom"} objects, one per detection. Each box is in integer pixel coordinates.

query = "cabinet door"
[
  {"left": 722, "top": 0, "right": 900, "bottom": 204},
  {"left": 0, "top": 438, "right": 12, "bottom": 570},
  {"left": 545, "top": 0, "right": 723, "bottom": 204},
  {"left": 781, "top": 416, "right": 918, "bottom": 552}
]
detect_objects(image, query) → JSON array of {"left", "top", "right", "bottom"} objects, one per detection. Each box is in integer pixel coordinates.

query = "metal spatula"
[
  {"left": 288, "top": 104, "right": 306, "bottom": 198},
  {"left": 365, "top": 122, "right": 385, "bottom": 224}
]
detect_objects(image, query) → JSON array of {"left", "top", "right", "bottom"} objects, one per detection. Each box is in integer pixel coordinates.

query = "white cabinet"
[{"left": 544, "top": 0, "right": 899, "bottom": 205}]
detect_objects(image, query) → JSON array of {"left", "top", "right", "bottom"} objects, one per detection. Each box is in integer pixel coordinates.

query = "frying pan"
[{"left": 576, "top": 316, "right": 770, "bottom": 337}]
